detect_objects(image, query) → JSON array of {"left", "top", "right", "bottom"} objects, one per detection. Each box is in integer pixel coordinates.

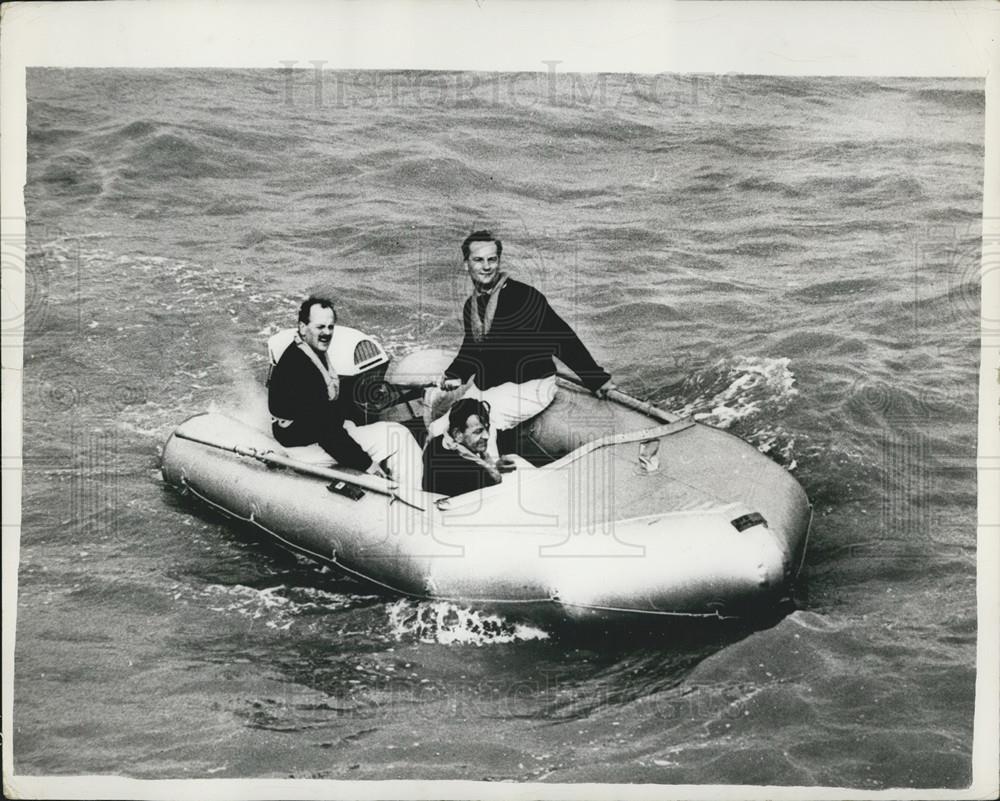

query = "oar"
[
  {"left": 554, "top": 368, "right": 682, "bottom": 425},
  {"left": 174, "top": 430, "right": 426, "bottom": 511}
]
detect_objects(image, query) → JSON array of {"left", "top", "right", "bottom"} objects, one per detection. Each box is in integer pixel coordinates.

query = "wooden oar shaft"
[
  {"left": 605, "top": 387, "right": 681, "bottom": 425},
  {"left": 174, "top": 430, "right": 399, "bottom": 496},
  {"left": 554, "top": 369, "right": 681, "bottom": 424}
]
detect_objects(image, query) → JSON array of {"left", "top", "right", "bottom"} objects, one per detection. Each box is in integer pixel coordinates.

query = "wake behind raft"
[{"left": 160, "top": 326, "right": 812, "bottom": 628}]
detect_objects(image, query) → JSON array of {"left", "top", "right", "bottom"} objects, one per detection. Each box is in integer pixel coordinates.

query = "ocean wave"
[
  {"left": 121, "top": 132, "right": 266, "bottom": 180},
  {"left": 770, "top": 329, "right": 867, "bottom": 360},
  {"left": 27, "top": 126, "right": 82, "bottom": 146},
  {"left": 924, "top": 205, "right": 982, "bottom": 223},
  {"left": 687, "top": 130, "right": 786, "bottom": 158},
  {"left": 908, "top": 87, "right": 984, "bottom": 112},
  {"left": 284, "top": 151, "right": 364, "bottom": 183},
  {"left": 733, "top": 176, "right": 804, "bottom": 198},
  {"left": 541, "top": 114, "right": 661, "bottom": 145},
  {"left": 592, "top": 300, "right": 688, "bottom": 329},
  {"left": 708, "top": 237, "right": 809, "bottom": 258},
  {"left": 789, "top": 277, "right": 886, "bottom": 303},
  {"left": 567, "top": 223, "right": 672, "bottom": 251},
  {"left": 688, "top": 610, "right": 849, "bottom": 685},
  {"left": 129, "top": 133, "right": 211, "bottom": 177},
  {"left": 812, "top": 174, "right": 927, "bottom": 207},
  {"left": 374, "top": 153, "right": 490, "bottom": 192},
  {"left": 115, "top": 119, "right": 160, "bottom": 140},
  {"left": 36, "top": 150, "right": 103, "bottom": 197},
  {"left": 202, "top": 198, "right": 270, "bottom": 216}
]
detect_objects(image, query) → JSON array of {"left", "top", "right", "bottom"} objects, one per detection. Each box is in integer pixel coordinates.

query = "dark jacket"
[
  {"left": 444, "top": 278, "right": 610, "bottom": 392},
  {"left": 422, "top": 434, "right": 500, "bottom": 497},
  {"left": 267, "top": 344, "right": 373, "bottom": 470}
]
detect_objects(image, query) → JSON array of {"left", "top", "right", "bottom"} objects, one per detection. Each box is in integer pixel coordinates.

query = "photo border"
[{"left": 2, "top": 2, "right": 997, "bottom": 799}]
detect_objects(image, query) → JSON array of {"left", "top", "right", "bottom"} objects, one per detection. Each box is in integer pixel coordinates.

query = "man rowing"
[
  {"left": 422, "top": 398, "right": 516, "bottom": 497},
  {"left": 268, "top": 296, "right": 423, "bottom": 486},
  {"left": 428, "top": 230, "right": 615, "bottom": 456}
]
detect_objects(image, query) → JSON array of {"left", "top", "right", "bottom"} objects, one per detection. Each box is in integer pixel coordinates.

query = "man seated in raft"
[
  {"left": 422, "top": 398, "right": 516, "bottom": 497},
  {"left": 268, "top": 295, "right": 423, "bottom": 487},
  {"left": 428, "top": 229, "right": 616, "bottom": 458}
]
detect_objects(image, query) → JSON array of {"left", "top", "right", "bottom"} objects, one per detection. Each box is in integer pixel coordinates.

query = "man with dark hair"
[
  {"left": 422, "top": 397, "right": 514, "bottom": 497},
  {"left": 268, "top": 295, "right": 423, "bottom": 486},
  {"left": 297, "top": 295, "right": 334, "bottom": 325},
  {"left": 460, "top": 229, "right": 503, "bottom": 261},
  {"left": 428, "top": 230, "right": 614, "bottom": 456}
]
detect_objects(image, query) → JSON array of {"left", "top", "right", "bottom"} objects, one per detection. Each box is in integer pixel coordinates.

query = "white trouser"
[
  {"left": 284, "top": 421, "right": 424, "bottom": 488},
  {"left": 427, "top": 375, "right": 557, "bottom": 458}
]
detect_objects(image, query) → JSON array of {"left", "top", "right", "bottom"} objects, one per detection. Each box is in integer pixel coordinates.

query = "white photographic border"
[{"left": 2, "top": 2, "right": 997, "bottom": 799}]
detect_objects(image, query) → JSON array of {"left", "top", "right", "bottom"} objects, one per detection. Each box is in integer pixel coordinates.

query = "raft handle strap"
[{"left": 544, "top": 418, "right": 695, "bottom": 471}]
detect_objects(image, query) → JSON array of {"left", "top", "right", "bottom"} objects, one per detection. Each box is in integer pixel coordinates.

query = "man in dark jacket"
[
  {"left": 423, "top": 398, "right": 513, "bottom": 497},
  {"left": 268, "top": 296, "right": 422, "bottom": 486},
  {"left": 428, "top": 230, "right": 614, "bottom": 456}
]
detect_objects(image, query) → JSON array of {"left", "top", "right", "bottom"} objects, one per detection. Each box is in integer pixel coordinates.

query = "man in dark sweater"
[
  {"left": 423, "top": 398, "right": 513, "bottom": 497},
  {"left": 428, "top": 230, "right": 614, "bottom": 456},
  {"left": 268, "top": 296, "right": 423, "bottom": 486}
]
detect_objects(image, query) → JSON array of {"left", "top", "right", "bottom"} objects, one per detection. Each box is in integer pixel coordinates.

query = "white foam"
[
  {"left": 665, "top": 356, "right": 800, "bottom": 467},
  {"left": 386, "top": 599, "right": 549, "bottom": 646},
  {"left": 204, "top": 584, "right": 297, "bottom": 630},
  {"left": 674, "top": 355, "right": 798, "bottom": 428},
  {"left": 201, "top": 583, "right": 366, "bottom": 630}
]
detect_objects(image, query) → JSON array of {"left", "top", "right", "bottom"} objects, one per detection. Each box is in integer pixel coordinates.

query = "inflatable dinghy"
[{"left": 161, "top": 330, "right": 811, "bottom": 626}]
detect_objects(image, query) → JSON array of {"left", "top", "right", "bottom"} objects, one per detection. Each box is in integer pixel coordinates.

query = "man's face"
[
  {"left": 299, "top": 304, "right": 336, "bottom": 354},
  {"left": 465, "top": 240, "right": 500, "bottom": 290},
  {"left": 453, "top": 414, "right": 489, "bottom": 456}
]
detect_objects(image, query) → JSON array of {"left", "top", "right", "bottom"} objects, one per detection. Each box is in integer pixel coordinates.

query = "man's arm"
[
  {"left": 315, "top": 424, "right": 373, "bottom": 472},
  {"left": 540, "top": 294, "right": 612, "bottom": 393}
]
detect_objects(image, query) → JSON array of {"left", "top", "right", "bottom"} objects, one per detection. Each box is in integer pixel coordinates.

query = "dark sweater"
[
  {"left": 267, "top": 345, "right": 373, "bottom": 470},
  {"left": 444, "top": 278, "right": 610, "bottom": 392},
  {"left": 422, "top": 434, "right": 500, "bottom": 497}
]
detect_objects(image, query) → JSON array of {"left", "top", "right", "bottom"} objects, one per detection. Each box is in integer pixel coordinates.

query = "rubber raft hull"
[{"left": 161, "top": 389, "right": 811, "bottom": 625}]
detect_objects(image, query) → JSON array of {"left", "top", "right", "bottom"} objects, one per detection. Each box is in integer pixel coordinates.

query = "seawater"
[{"left": 13, "top": 69, "right": 982, "bottom": 786}]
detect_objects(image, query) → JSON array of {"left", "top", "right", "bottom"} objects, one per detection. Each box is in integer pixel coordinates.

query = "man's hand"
[
  {"left": 438, "top": 375, "right": 463, "bottom": 391},
  {"left": 367, "top": 463, "right": 389, "bottom": 480},
  {"left": 496, "top": 456, "right": 517, "bottom": 474},
  {"left": 594, "top": 379, "right": 616, "bottom": 399}
]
